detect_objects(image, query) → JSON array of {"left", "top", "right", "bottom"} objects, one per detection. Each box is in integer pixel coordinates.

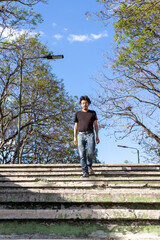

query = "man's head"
[{"left": 79, "top": 96, "right": 91, "bottom": 111}]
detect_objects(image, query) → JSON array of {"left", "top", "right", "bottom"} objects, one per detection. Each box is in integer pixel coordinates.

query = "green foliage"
[
  {"left": 0, "top": 0, "right": 81, "bottom": 164},
  {"left": 94, "top": 0, "right": 160, "bottom": 161},
  {"left": 0, "top": 1, "right": 44, "bottom": 31},
  {"left": 113, "top": 0, "right": 160, "bottom": 66},
  {"left": 0, "top": 35, "right": 79, "bottom": 164}
]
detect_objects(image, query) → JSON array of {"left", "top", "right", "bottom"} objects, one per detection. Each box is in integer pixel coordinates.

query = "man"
[{"left": 74, "top": 96, "right": 100, "bottom": 178}]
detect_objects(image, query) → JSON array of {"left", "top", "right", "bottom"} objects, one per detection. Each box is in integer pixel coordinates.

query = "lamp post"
[
  {"left": 117, "top": 145, "right": 140, "bottom": 164},
  {"left": 17, "top": 54, "right": 64, "bottom": 164}
]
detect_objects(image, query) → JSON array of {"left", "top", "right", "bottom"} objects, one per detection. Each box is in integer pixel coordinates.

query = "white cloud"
[
  {"left": 0, "top": 27, "right": 20, "bottom": 41},
  {"left": 0, "top": 27, "right": 44, "bottom": 41},
  {"left": 67, "top": 31, "right": 108, "bottom": 42},
  {"left": 53, "top": 34, "right": 63, "bottom": 40},
  {"left": 91, "top": 31, "right": 108, "bottom": 40},
  {"left": 67, "top": 34, "right": 90, "bottom": 42},
  {"left": 52, "top": 22, "right": 57, "bottom": 27}
]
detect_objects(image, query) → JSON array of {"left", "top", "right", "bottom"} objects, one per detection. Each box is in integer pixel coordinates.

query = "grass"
[
  {"left": 0, "top": 221, "right": 108, "bottom": 236},
  {"left": 115, "top": 223, "right": 160, "bottom": 236},
  {"left": 0, "top": 221, "right": 160, "bottom": 237},
  {"left": 126, "top": 195, "right": 157, "bottom": 202}
]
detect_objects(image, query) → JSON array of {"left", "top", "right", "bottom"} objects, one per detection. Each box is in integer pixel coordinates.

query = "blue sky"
[{"left": 33, "top": 0, "right": 146, "bottom": 164}]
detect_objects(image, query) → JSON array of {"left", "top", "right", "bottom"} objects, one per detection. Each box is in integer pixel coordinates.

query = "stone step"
[
  {"left": 0, "top": 235, "right": 159, "bottom": 240},
  {"left": 0, "top": 238, "right": 94, "bottom": 240},
  {"left": 0, "top": 166, "right": 159, "bottom": 171},
  {"left": 0, "top": 188, "right": 159, "bottom": 194},
  {"left": 0, "top": 228, "right": 159, "bottom": 240},
  {"left": 1, "top": 176, "right": 160, "bottom": 182},
  {"left": 0, "top": 208, "right": 160, "bottom": 220},
  {"left": 0, "top": 182, "right": 160, "bottom": 188},
  {"left": 0, "top": 187, "right": 159, "bottom": 192},
  {"left": 0, "top": 163, "right": 160, "bottom": 168},
  {"left": 0, "top": 163, "right": 159, "bottom": 227},
  {"left": 0, "top": 188, "right": 159, "bottom": 202},
  {"left": 1, "top": 171, "right": 160, "bottom": 177}
]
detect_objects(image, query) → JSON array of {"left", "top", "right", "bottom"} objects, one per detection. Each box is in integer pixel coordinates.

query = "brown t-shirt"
[{"left": 74, "top": 110, "right": 97, "bottom": 132}]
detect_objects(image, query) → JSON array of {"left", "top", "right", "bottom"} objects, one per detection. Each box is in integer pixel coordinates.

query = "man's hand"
[
  {"left": 74, "top": 123, "right": 78, "bottom": 145},
  {"left": 94, "top": 120, "right": 100, "bottom": 144},
  {"left": 74, "top": 138, "right": 77, "bottom": 145},
  {"left": 96, "top": 136, "right": 100, "bottom": 144}
]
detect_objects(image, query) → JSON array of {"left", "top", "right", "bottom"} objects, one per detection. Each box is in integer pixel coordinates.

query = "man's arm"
[
  {"left": 74, "top": 122, "right": 78, "bottom": 145},
  {"left": 94, "top": 120, "right": 100, "bottom": 144}
]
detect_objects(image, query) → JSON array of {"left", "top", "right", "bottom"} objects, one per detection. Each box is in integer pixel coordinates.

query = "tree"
[
  {"left": 0, "top": 35, "right": 79, "bottom": 164},
  {"left": 0, "top": 1, "right": 81, "bottom": 164},
  {"left": 93, "top": 0, "right": 160, "bottom": 160},
  {"left": 0, "top": 0, "right": 45, "bottom": 52},
  {"left": 0, "top": 0, "right": 44, "bottom": 30}
]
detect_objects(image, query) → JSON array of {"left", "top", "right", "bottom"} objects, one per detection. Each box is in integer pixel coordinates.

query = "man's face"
[{"left": 81, "top": 100, "right": 89, "bottom": 111}]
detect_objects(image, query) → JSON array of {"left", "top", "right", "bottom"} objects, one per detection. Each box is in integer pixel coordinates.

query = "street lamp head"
[
  {"left": 44, "top": 54, "right": 64, "bottom": 59},
  {"left": 117, "top": 144, "right": 140, "bottom": 164},
  {"left": 117, "top": 145, "right": 128, "bottom": 148}
]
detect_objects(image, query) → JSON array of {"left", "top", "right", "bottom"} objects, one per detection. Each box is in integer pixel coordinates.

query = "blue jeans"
[{"left": 78, "top": 132, "right": 95, "bottom": 174}]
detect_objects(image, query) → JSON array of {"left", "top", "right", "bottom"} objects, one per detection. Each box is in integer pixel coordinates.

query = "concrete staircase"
[{"left": 0, "top": 163, "right": 160, "bottom": 239}]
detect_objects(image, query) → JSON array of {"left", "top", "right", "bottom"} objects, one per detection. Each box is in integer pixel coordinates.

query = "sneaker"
[
  {"left": 88, "top": 166, "right": 95, "bottom": 175},
  {"left": 81, "top": 173, "right": 89, "bottom": 178}
]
